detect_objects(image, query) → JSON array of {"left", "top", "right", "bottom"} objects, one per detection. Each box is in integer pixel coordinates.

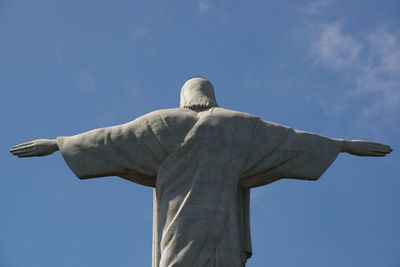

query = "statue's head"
[{"left": 180, "top": 77, "right": 218, "bottom": 110}]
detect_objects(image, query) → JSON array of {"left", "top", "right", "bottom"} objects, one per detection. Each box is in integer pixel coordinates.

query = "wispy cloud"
[
  {"left": 356, "top": 29, "right": 400, "bottom": 134},
  {"left": 78, "top": 69, "right": 97, "bottom": 93},
  {"left": 195, "top": 0, "right": 229, "bottom": 27},
  {"left": 197, "top": 0, "right": 211, "bottom": 14},
  {"left": 311, "top": 22, "right": 361, "bottom": 69},
  {"left": 122, "top": 79, "right": 143, "bottom": 98},
  {"left": 300, "top": 1, "right": 400, "bottom": 136},
  {"left": 311, "top": 23, "right": 400, "bottom": 130},
  {"left": 302, "top": 0, "right": 332, "bottom": 15},
  {"left": 130, "top": 25, "right": 152, "bottom": 43},
  {"left": 128, "top": 12, "right": 168, "bottom": 56},
  {"left": 55, "top": 42, "right": 68, "bottom": 64}
]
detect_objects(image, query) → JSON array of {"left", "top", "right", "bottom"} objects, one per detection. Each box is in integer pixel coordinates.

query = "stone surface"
[{"left": 10, "top": 77, "right": 392, "bottom": 267}]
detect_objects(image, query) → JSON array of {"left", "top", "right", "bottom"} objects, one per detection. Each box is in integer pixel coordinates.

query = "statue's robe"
[{"left": 56, "top": 107, "right": 344, "bottom": 267}]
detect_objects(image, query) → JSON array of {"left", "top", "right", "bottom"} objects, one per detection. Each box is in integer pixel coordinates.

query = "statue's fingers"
[
  {"left": 366, "top": 151, "right": 387, "bottom": 157},
  {"left": 10, "top": 146, "right": 34, "bottom": 154},
  {"left": 15, "top": 149, "right": 38, "bottom": 157},
  {"left": 11, "top": 146, "right": 37, "bottom": 156},
  {"left": 10, "top": 143, "right": 35, "bottom": 150},
  {"left": 378, "top": 144, "right": 392, "bottom": 151},
  {"left": 10, "top": 148, "right": 23, "bottom": 155},
  {"left": 369, "top": 149, "right": 390, "bottom": 155},
  {"left": 17, "top": 152, "right": 39, "bottom": 158},
  {"left": 368, "top": 142, "right": 392, "bottom": 150},
  {"left": 368, "top": 144, "right": 393, "bottom": 153},
  {"left": 11, "top": 141, "right": 34, "bottom": 149},
  {"left": 10, "top": 144, "right": 36, "bottom": 153}
]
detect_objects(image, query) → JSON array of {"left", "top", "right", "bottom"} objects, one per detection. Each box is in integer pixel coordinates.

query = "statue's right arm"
[{"left": 10, "top": 139, "right": 59, "bottom": 158}]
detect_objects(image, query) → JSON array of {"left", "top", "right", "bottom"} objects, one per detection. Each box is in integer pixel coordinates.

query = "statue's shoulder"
[
  {"left": 143, "top": 108, "right": 196, "bottom": 118},
  {"left": 210, "top": 107, "right": 258, "bottom": 120},
  {"left": 209, "top": 108, "right": 291, "bottom": 131},
  {"left": 136, "top": 108, "right": 199, "bottom": 125}
]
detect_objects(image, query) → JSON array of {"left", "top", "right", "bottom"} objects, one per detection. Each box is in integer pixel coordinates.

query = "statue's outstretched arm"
[
  {"left": 10, "top": 139, "right": 59, "bottom": 157},
  {"left": 341, "top": 139, "right": 392, "bottom": 157}
]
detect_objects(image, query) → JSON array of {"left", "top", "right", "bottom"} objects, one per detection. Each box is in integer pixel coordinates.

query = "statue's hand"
[
  {"left": 343, "top": 140, "right": 393, "bottom": 157},
  {"left": 10, "top": 139, "right": 59, "bottom": 158}
]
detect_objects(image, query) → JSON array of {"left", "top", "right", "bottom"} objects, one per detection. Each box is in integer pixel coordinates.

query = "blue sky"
[{"left": 1, "top": 0, "right": 399, "bottom": 266}]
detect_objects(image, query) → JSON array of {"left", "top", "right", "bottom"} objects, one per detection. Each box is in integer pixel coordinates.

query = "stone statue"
[{"left": 10, "top": 77, "right": 392, "bottom": 267}]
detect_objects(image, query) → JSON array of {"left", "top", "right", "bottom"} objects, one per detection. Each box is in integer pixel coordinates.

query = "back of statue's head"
[{"left": 180, "top": 77, "right": 219, "bottom": 109}]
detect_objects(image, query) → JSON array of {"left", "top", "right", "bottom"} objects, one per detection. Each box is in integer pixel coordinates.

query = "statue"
[{"left": 10, "top": 77, "right": 392, "bottom": 267}]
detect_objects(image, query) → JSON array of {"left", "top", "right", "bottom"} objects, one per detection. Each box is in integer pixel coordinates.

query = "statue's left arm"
[{"left": 240, "top": 119, "right": 392, "bottom": 188}]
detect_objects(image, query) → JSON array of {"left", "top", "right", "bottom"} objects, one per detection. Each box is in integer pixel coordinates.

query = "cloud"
[
  {"left": 197, "top": 0, "right": 211, "bottom": 14},
  {"left": 302, "top": 0, "right": 332, "bottom": 15},
  {"left": 78, "top": 69, "right": 97, "bottom": 93},
  {"left": 356, "top": 29, "right": 400, "bottom": 132},
  {"left": 55, "top": 42, "right": 68, "bottom": 64},
  {"left": 311, "top": 24, "right": 400, "bottom": 118},
  {"left": 195, "top": 0, "right": 229, "bottom": 27},
  {"left": 128, "top": 13, "right": 169, "bottom": 55},
  {"left": 300, "top": 0, "right": 400, "bottom": 136},
  {"left": 130, "top": 25, "right": 151, "bottom": 42},
  {"left": 311, "top": 22, "right": 361, "bottom": 69},
  {"left": 122, "top": 79, "right": 143, "bottom": 98}
]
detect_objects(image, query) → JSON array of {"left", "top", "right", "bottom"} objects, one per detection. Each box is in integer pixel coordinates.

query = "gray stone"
[{"left": 10, "top": 77, "right": 392, "bottom": 267}]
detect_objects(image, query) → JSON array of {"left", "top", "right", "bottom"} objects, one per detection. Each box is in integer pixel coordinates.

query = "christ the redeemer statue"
[{"left": 11, "top": 77, "right": 392, "bottom": 267}]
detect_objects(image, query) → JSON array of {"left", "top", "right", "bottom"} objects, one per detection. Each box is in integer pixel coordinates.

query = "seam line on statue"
[
  {"left": 134, "top": 137, "right": 163, "bottom": 165},
  {"left": 240, "top": 123, "right": 292, "bottom": 179},
  {"left": 148, "top": 119, "right": 170, "bottom": 156},
  {"left": 239, "top": 119, "right": 260, "bottom": 180}
]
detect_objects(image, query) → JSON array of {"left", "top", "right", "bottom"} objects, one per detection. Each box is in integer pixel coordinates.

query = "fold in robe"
[{"left": 57, "top": 107, "right": 344, "bottom": 267}]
